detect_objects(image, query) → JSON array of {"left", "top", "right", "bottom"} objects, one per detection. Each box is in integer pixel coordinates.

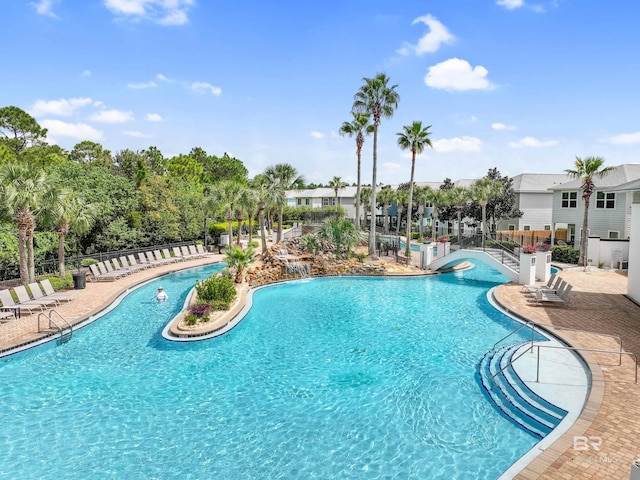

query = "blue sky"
[{"left": 3, "top": 0, "right": 640, "bottom": 185}]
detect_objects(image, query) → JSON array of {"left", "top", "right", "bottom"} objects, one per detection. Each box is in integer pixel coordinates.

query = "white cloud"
[
  {"left": 90, "top": 109, "right": 134, "bottom": 123},
  {"left": 433, "top": 136, "right": 483, "bottom": 153},
  {"left": 491, "top": 122, "right": 517, "bottom": 131},
  {"left": 40, "top": 119, "right": 103, "bottom": 140},
  {"left": 82, "top": 70, "right": 92, "bottom": 77},
  {"left": 190, "top": 82, "right": 222, "bottom": 96},
  {"left": 310, "top": 131, "right": 325, "bottom": 139},
  {"left": 156, "top": 73, "right": 173, "bottom": 82},
  {"left": 398, "top": 14, "right": 455, "bottom": 56},
  {"left": 425, "top": 58, "right": 495, "bottom": 91},
  {"left": 128, "top": 81, "right": 157, "bottom": 89},
  {"left": 146, "top": 113, "right": 163, "bottom": 122},
  {"left": 31, "top": 0, "right": 58, "bottom": 18},
  {"left": 30, "top": 97, "right": 94, "bottom": 117},
  {"left": 508, "top": 136, "right": 558, "bottom": 148},
  {"left": 104, "top": 0, "right": 194, "bottom": 26},
  {"left": 497, "top": 0, "right": 524, "bottom": 9},
  {"left": 123, "top": 130, "right": 153, "bottom": 138},
  {"left": 601, "top": 131, "right": 640, "bottom": 145}
]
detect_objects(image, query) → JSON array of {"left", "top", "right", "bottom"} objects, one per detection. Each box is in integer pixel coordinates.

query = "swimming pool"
[{"left": 0, "top": 262, "right": 544, "bottom": 479}]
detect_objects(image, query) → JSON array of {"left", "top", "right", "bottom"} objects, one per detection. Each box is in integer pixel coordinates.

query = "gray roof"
[
  {"left": 548, "top": 164, "right": 640, "bottom": 191},
  {"left": 511, "top": 173, "right": 572, "bottom": 192},
  {"left": 286, "top": 187, "right": 358, "bottom": 198},
  {"left": 606, "top": 177, "right": 640, "bottom": 192}
]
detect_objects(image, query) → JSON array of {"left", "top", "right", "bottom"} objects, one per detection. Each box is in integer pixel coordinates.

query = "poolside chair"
[
  {"left": 153, "top": 250, "right": 175, "bottom": 265},
  {"left": 119, "top": 256, "right": 147, "bottom": 274},
  {"left": 89, "top": 263, "right": 118, "bottom": 282},
  {"left": 127, "top": 254, "right": 151, "bottom": 270},
  {"left": 195, "top": 244, "right": 210, "bottom": 256},
  {"left": 40, "top": 279, "right": 78, "bottom": 303},
  {"left": 172, "top": 246, "right": 185, "bottom": 261},
  {"left": 535, "top": 283, "right": 573, "bottom": 307},
  {"left": 27, "top": 282, "right": 62, "bottom": 306},
  {"left": 108, "top": 258, "right": 130, "bottom": 275},
  {"left": 521, "top": 273, "right": 556, "bottom": 293},
  {"left": 189, "top": 245, "right": 205, "bottom": 259},
  {"left": 145, "top": 251, "right": 165, "bottom": 267},
  {"left": 138, "top": 252, "right": 158, "bottom": 267},
  {"left": 99, "top": 261, "right": 127, "bottom": 279},
  {"left": 0, "top": 309, "right": 16, "bottom": 323},
  {"left": 13, "top": 285, "right": 57, "bottom": 310},
  {"left": 180, "top": 245, "right": 198, "bottom": 260},
  {"left": 0, "top": 289, "right": 40, "bottom": 316},
  {"left": 163, "top": 248, "right": 182, "bottom": 262}
]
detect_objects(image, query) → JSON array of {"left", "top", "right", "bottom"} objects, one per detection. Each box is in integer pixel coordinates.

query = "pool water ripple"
[{"left": 0, "top": 262, "right": 544, "bottom": 479}]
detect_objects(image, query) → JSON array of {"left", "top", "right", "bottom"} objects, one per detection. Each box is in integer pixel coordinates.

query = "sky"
[{"left": 2, "top": 0, "right": 640, "bottom": 186}]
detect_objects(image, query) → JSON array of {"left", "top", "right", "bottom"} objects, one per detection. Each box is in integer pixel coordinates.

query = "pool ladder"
[{"left": 37, "top": 310, "right": 73, "bottom": 345}]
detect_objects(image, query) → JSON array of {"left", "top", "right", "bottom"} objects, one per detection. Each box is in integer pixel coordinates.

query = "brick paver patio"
[{"left": 1, "top": 259, "right": 639, "bottom": 479}]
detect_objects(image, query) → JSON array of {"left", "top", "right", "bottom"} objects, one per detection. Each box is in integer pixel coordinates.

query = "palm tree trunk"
[
  {"left": 580, "top": 196, "right": 590, "bottom": 267},
  {"left": 258, "top": 205, "right": 267, "bottom": 254},
  {"left": 27, "top": 231, "right": 35, "bottom": 284},
  {"left": 18, "top": 228, "right": 29, "bottom": 285},
  {"left": 405, "top": 155, "right": 416, "bottom": 259},
  {"left": 227, "top": 219, "right": 233, "bottom": 249},
  {"left": 248, "top": 213, "right": 254, "bottom": 242},
  {"left": 277, "top": 207, "right": 284, "bottom": 243},
  {"left": 432, "top": 213, "right": 438, "bottom": 240},
  {"left": 368, "top": 126, "right": 378, "bottom": 256},
  {"left": 58, "top": 231, "right": 66, "bottom": 278},
  {"left": 355, "top": 152, "right": 361, "bottom": 230},
  {"left": 481, "top": 203, "right": 488, "bottom": 248},
  {"left": 457, "top": 208, "right": 462, "bottom": 244},
  {"left": 418, "top": 205, "right": 424, "bottom": 240}
]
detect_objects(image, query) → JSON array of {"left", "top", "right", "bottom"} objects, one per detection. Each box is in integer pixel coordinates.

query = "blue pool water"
[{"left": 0, "top": 262, "right": 541, "bottom": 479}]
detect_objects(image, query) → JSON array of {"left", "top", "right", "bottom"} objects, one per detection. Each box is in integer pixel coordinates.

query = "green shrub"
[
  {"left": 410, "top": 232, "right": 421, "bottom": 240},
  {"left": 248, "top": 241, "right": 259, "bottom": 248},
  {"left": 41, "top": 273, "right": 73, "bottom": 290},
  {"left": 209, "top": 300, "right": 232, "bottom": 311},
  {"left": 355, "top": 252, "right": 367, "bottom": 263},
  {"left": 81, "top": 258, "right": 99, "bottom": 266},
  {"left": 551, "top": 245, "right": 579, "bottom": 264},
  {"left": 184, "top": 314, "right": 198, "bottom": 326},
  {"left": 195, "top": 274, "right": 236, "bottom": 306}
]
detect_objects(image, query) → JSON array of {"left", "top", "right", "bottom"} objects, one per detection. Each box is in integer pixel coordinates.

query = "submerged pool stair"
[{"left": 478, "top": 342, "right": 567, "bottom": 439}]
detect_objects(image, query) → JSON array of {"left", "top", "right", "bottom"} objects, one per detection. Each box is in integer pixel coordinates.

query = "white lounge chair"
[
  {"left": 40, "top": 279, "right": 78, "bottom": 303},
  {"left": 535, "top": 283, "right": 573, "bottom": 307},
  {"left": 27, "top": 282, "right": 62, "bottom": 306},
  {"left": 0, "top": 289, "right": 40, "bottom": 315},
  {"left": 522, "top": 273, "right": 557, "bottom": 292},
  {"left": 89, "top": 263, "right": 118, "bottom": 282},
  {"left": 13, "top": 285, "right": 57, "bottom": 310}
]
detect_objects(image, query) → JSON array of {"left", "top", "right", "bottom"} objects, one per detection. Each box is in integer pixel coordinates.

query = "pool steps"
[{"left": 478, "top": 342, "right": 567, "bottom": 439}]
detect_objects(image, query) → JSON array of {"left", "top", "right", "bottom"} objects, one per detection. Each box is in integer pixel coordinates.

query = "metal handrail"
[
  {"left": 49, "top": 310, "right": 72, "bottom": 334},
  {"left": 535, "top": 344, "right": 637, "bottom": 384},
  {"left": 37, "top": 310, "right": 72, "bottom": 339},
  {"left": 491, "top": 343, "right": 534, "bottom": 380},
  {"left": 492, "top": 321, "right": 536, "bottom": 351}
]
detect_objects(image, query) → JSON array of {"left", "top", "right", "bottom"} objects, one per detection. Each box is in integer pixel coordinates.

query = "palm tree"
[
  {"left": 413, "top": 185, "right": 431, "bottom": 240},
  {"left": 209, "top": 180, "right": 243, "bottom": 248},
  {"left": 470, "top": 178, "right": 503, "bottom": 247},
  {"left": 224, "top": 245, "right": 255, "bottom": 283},
  {"left": 339, "top": 112, "right": 372, "bottom": 228},
  {"left": 44, "top": 189, "right": 97, "bottom": 277},
  {"left": 448, "top": 186, "right": 471, "bottom": 244},
  {"left": 318, "top": 217, "right": 360, "bottom": 258},
  {"left": 359, "top": 186, "right": 372, "bottom": 229},
  {"left": 264, "top": 163, "right": 304, "bottom": 243},
  {"left": 564, "top": 156, "right": 614, "bottom": 267},
  {"left": 251, "top": 174, "right": 281, "bottom": 254},
  {"left": 425, "top": 188, "right": 449, "bottom": 240},
  {"left": 396, "top": 121, "right": 433, "bottom": 258},
  {"left": 353, "top": 73, "right": 400, "bottom": 256},
  {"left": 0, "top": 164, "right": 53, "bottom": 284},
  {"left": 394, "top": 190, "right": 408, "bottom": 235},
  {"left": 234, "top": 186, "right": 257, "bottom": 246},
  {"left": 376, "top": 187, "right": 396, "bottom": 235},
  {"left": 327, "top": 176, "right": 348, "bottom": 213}
]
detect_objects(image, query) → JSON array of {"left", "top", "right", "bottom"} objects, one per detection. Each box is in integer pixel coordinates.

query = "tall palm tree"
[
  {"left": 359, "top": 186, "right": 372, "bottom": 230},
  {"left": 0, "top": 164, "right": 53, "bottom": 284},
  {"left": 251, "top": 174, "right": 282, "bottom": 254},
  {"left": 264, "top": 163, "right": 304, "bottom": 243},
  {"left": 209, "top": 180, "right": 243, "bottom": 248},
  {"left": 234, "top": 186, "right": 257, "bottom": 246},
  {"left": 376, "top": 187, "right": 396, "bottom": 235},
  {"left": 44, "top": 189, "right": 97, "bottom": 277},
  {"left": 396, "top": 121, "right": 433, "bottom": 258},
  {"left": 413, "top": 185, "right": 431, "bottom": 240},
  {"left": 327, "top": 176, "right": 348, "bottom": 213},
  {"left": 339, "top": 112, "right": 372, "bottom": 228},
  {"left": 470, "top": 178, "right": 503, "bottom": 247},
  {"left": 353, "top": 73, "right": 400, "bottom": 256},
  {"left": 425, "top": 188, "right": 449, "bottom": 240},
  {"left": 564, "top": 156, "right": 614, "bottom": 267},
  {"left": 448, "top": 186, "right": 471, "bottom": 244},
  {"left": 394, "top": 190, "right": 408, "bottom": 235}
]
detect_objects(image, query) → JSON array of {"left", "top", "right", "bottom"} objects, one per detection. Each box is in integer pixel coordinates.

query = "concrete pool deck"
[{"left": 1, "top": 258, "right": 639, "bottom": 479}]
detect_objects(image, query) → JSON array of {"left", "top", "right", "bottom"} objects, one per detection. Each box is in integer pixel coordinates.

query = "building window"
[
  {"left": 508, "top": 224, "right": 515, "bottom": 231},
  {"left": 297, "top": 198, "right": 302, "bottom": 206},
  {"left": 523, "top": 225, "right": 531, "bottom": 231},
  {"left": 561, "top": 191, "right": 577, "bottom": 208},
  {"left": 322, "top": 198, "right": 335, "bottom": 206},
  {"left": 305, "top": 198, "right": 310, "bottom": 206},
  {"left": 544, "top": 225, "right": 551, "bottom": 231},
  {"left": 596, "top": 191, "right": 615, "bottom": 209},
  {"left": 608, "top": 231, "right": 619, "bottom": 239}
]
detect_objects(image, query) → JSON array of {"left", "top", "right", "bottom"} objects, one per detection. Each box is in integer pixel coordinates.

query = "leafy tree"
[
  {"left": 141, "top": 146, "right": 166, "bottom": 176},
  {"left": 327, "top": 176, "right": 348, "bottom": 213},
  {"left": 425, "top": 188, "right": 450, "bottom": 240},
  {"left": 376, "top": 187, "right": 396, "bottom": 235},
  {"left": 413, "top": 185, "right": 431, "bottom": 239},
  {"left": 113, "top": 149, "right": 149, "bottom": 187},
  {"left": 167, "top": 154, "right": 203, "bottom": 183},
  {"left": 470, "top": 178, "right": 503, "bottom": 246},
  {"left": 448, "top": 186, "right": 472, "bottom": 243},
  {"left": 394, "top": 189, "right": 408, "bottom": 234},
  {"left": 484, "top": 168, "right": 522, "bottom": 227},
  {"left": 318, "top": 217, "right": 360, "bottom": 258},
  {"left": 564, "top": 156, "right": 614, "bottom": 267},
  {"left": 203, "top": 152, "right": 248, "bottom": 184},
  {"left": 339, "top": 112, "right": 372, "bottom": 228},
  {"left": 224, "top": 245, "right": 255, "bottom": 283},
  {"left": 69, "top": 141, "right": 112, "bottom": 168},
  {"left": 0, "top": 106, "right": 47, "bottom": 156},
  {"left": 359, "top": 186, "right": 372, "bottom": 225},
  {"left": 438, "top": 178, "right": 457, "bottom": 222},
  {"left": 264, "top": 163, "right": 304, "bottom": 242},
  {"left": 251, "top": 174, "right": 281, "bottom": 253},
  {"left": 396, "top": 121, "right": 433, "bottom": 258},
  {"left": 352, "top": 73, "right": 400, "bottom": 255},
  {"left": 210, "top": 180, "right": 244, "bottom": 246}
]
